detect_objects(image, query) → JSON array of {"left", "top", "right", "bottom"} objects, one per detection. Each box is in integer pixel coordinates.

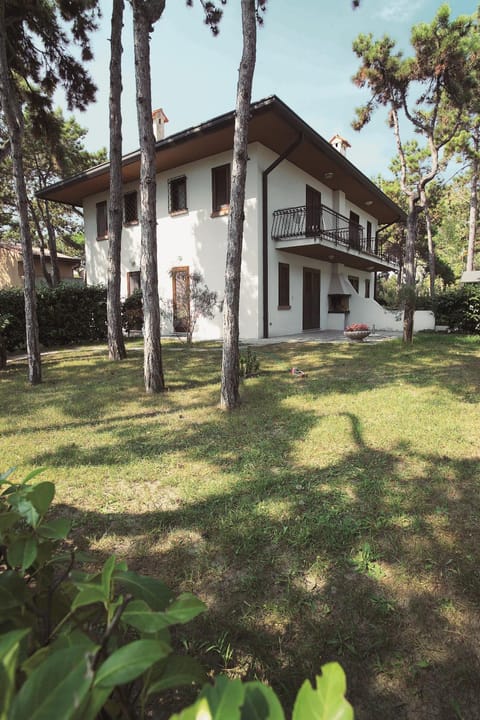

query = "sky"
[{"left": 67, "top": 0, "right": 479, "bottom": 180}]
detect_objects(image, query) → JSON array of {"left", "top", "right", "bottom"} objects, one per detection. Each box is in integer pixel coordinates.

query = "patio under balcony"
[{"left": 272, "top": 204, "right": 399, "bottom": 272}]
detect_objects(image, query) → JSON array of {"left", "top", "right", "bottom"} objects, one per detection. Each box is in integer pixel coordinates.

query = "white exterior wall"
[
  {"left": 253, "top": 145, "right": 380, "bottom": 337},
  {"left": 83, "top": 140, "right": 407, "bottom": 340},
  {"left": 84, "top": 149, "right": 262, "bottom": 340}
]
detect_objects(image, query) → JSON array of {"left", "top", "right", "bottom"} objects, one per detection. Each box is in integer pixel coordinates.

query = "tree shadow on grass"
[{"left": 48, "top": 409, "right": 480, "bottom": 720}]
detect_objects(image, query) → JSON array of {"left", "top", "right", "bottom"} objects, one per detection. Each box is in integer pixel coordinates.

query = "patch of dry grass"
[{"left": 1, "top": 333, "right": 480, "bottom": 719}]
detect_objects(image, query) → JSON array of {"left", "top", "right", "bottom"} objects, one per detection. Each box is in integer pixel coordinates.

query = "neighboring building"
[
  {"left": 38, "top": 95, "right": 431, "bottom": 339},
  {"left": 0, "top": 242, "right": 82, "bottom": 290}
]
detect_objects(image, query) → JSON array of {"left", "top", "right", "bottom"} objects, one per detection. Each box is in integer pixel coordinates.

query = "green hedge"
[
  {"left": 434, "top": 285, "right": 480, "bottom": 332},
  {"left": 0, "top": 284, "right": 107, "bottom": 351}
]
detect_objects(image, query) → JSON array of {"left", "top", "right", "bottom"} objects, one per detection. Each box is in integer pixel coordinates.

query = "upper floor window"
[
  {"left": 211, "top": 163, "right": 230, "bottom": 215},
  {"left": 96, "top": 201, "right": 108, "bottom": 240},
  {"left": 124, "top": 191, "right": 138, "bottom": 225},
  {"left": 168, "top": 176, "right": 187, "bottom": 214}
]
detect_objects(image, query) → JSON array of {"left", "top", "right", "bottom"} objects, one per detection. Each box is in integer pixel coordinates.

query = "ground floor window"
[
  {"left": 365, "top": 278, "right": 371, "bottom": 298},
  {"left": 348, "top": 275, "right": 359, "bottom": 293},
  {"left": 278, "top": 262, "right": 290, "bottom": 308},
  {"left": 171, "top": 266, "right": 190, "bottom": 332},
  {"left": 127, "top": 270, "right": 141, "bottom": 295}
]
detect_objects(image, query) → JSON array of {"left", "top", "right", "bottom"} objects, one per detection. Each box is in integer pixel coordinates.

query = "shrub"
[
  {"left": 0, "top": 284, "right": 107, "bottom": 351},
  {"left": 434, "top": 285, "right": 480, "bottom": 332},
  {"left": 0, "top": 288, "right": 25, "bottom": 351},
  {"left": 240, "top": 346, "right": 260, "bottom": 377},
  {"left": 121, "top": 288, "right": 143, "bottom": 334}
]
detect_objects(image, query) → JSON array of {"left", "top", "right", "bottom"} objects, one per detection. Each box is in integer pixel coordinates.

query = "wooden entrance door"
[
  {"left": 171, "top": 266, "right": 190, "bottom": 332},
  {"left": 303, "top": 267, "right": 320, "bottom": 330}
]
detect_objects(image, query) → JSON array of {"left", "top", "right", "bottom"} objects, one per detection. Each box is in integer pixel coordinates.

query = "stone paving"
[{"left": 242, "top": 329, "right": 402, "bottom": 346}]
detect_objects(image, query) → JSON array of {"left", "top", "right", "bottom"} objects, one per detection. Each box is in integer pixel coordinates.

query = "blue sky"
[{"left": 71, "top": 0, "right": 478, "bottom": 179}]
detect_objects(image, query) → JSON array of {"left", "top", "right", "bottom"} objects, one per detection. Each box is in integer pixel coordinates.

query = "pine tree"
[
  {"left": 107, "top": 0, "right": 127, "bottom": 361},
  {"left": 220, "top": 0, "right": 266, "bottom": 410},
  {"left": 0, "top": 0, "right": 99, "bottom": 383},
  {"left": 352, "top": 5, "right": 476, "bottom": 342}
]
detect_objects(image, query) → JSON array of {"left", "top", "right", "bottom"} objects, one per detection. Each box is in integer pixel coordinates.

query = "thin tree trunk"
[
  {"left": 423, "top": 194, "right": 435, "bottom": 299},
  {"left": 107, "top": 0, "right": 127, "bottom": 361},
  {"left": 467, "top": 136, "right": 479, "bottom": 272},
  {"left": 30, "top": 200, "right": 53, "bottom": 286},
  {"left": 0, "top": 1, "right": 41, "bottom": 384},
  {"left": 44, "top": 201, "right": 61, "bottom": 286},
  {"left": 403, "top": 195, "right": 417, "bottom": 344},
  {"left": 132, "top": 0, "right": 165, "bottom": 392},
  {"left": 220, "top": 0, "right": 257, "bottom": 410}
]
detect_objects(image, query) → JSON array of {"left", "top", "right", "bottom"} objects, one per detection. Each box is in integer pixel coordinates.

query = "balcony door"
[
  {"left": 349, "top": 211, "right": 361, "bottom": 249},
  {"left": 303, "top": 267, "right": 321, "bottom": 330},
  {"left": 306, "top": 186, "right": 322, "bottom": 237}
]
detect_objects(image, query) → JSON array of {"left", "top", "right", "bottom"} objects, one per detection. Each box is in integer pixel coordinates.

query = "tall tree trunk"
[
  {"left": 403, "top": 195, "right": 417, "bottom": 344},
  {"left": 220, "top": 0, "right": 257, "bottom": 410},
  {"left": 132, "top": 0, "right": 165, "bottom": 393},
  {"left": 422, "top": 194, "right": 435, "bottom": 299},
  {"left": 44, "top": 200, "right": 61, "bottom": 286},
  {"left": 467, "top": 134, "right": 479, "bottom": 272},
  {"left": 107, "top": 0, "right": 127, "bottom": 361},
  {"left": 0, "top": 1, "right": 41, "bottom": 384},
  {"left": 29, "top": 200, "right": 53, "bottom": 287}
]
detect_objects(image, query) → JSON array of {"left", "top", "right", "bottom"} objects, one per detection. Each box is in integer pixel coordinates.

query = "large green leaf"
[
  {"left": 0, "top": 511, "right": 20, "bottom": 535},
  {"left": 163, "top": 593, "right": 206, "bottom": 625},
  {"left": 147, "top": 655, "right": 207, "bottom": 695},
  {"left": 94, "top": 639, "right": 171, "bottom": 689},
  {"left": 71, "top": 586, "right": 108, "bottom": 611},
  {"left": 7, "top": 536, "right": 37, "bottom": 572},
  {"left": 11, "top": 496, "right": 38, "bottom": 528},
  {"left": 20, "top": 468, "right": 47, "bottom": 485},
  {"left": 0, "top": 571, "right": 27, "bottom": 611},
  {"left": 241, "top": 683, "right": 284, "bottom": 720},
  {"left": 115, "top": 570, "right": 173, "bottom": 610},
  {"left": 10, "top": 645, "right": 98, "bottom": 720},
  {"left": 101, "top": 555, "right": 116, "bottom": 598},
  {"left": 292, "top": 663, "right": 354, "bottom": 720},
  {"left": 170, "top": 697, "right": 213, "bottom": 720},
  {"left": 0, "top": 468, "right": 16, "bottom": 485},
  {"left": 199, "top": 676, "right": 244, "bottom": 719},
  {"left": 0, "top": 629, "right": 30, "bottom": 720},
  {"left": 37, "top": 518, "right": 71, "bottom": 540},
  {"left": 28, "top": 482, "right": 55, "bottom": 517},
  {"left": 122, "top": 599, "right": 171, "bottom": 632}
]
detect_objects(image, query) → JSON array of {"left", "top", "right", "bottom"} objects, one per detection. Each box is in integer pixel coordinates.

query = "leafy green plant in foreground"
[
  {"left": 0, "top": 468, "right": 206, "bottom": 719},
  {"left": 0, "top": 468, "right": 354, "bottom": 719}
]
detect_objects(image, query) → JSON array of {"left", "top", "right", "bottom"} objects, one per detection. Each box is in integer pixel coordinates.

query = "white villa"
[{"left": 38, "top": 96, "right": 434, "bottom": 340}]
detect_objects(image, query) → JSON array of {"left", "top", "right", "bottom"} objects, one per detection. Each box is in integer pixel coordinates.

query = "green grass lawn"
[{"left": 2, "top": 333, "right": 480, "bottom": 719}]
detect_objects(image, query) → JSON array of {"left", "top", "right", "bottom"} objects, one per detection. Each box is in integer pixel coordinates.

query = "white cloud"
[{"left": 376, "top": 0, "right": 425, "bottom": 22}]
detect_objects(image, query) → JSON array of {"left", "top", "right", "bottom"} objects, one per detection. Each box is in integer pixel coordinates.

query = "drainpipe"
[{"left": 262, "top": 133, "right": 303, "bottom": 338}]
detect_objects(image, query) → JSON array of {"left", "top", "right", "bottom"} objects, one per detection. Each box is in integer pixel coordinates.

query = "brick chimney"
[
  {"left": 152, "top": 108, "right": 169, "bottom": 141},
  {"left": 329, "top": 133, "right": 351, "bottom": 157}
]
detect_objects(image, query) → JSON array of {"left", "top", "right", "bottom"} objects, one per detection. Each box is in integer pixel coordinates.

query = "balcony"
[{"left": 271, "top": 205, "right": 398, "bottom": 271}]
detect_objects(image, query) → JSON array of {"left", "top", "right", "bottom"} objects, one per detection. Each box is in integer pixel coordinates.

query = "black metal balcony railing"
[{"left": 271, "top": 205, "right": 396, "bottom": 264}]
